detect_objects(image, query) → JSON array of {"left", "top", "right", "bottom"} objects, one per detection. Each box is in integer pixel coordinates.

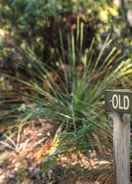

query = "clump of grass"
[
  {"left": 1, "top": 22, "right": 132, "bottom": 155},
  {"left": 0, "top": 25, "right": 132, "bottom": 184}
]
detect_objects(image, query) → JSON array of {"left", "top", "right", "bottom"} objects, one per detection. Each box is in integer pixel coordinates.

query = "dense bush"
[{"left": 1, "top": 0, "right": 131, "bottom": 69}]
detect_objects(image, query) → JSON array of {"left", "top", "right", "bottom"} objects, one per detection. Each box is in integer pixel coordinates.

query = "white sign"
[
  {"left": 111, "top": 94, "right": 130, "bottom": 111},
  {"left": 105, "top": 89, "right": 132, "bottom": 113}
]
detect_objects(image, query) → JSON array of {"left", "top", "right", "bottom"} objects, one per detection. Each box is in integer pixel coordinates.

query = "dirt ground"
[{"left": 0, "top": 119, "right": 113, "bottom": 184}]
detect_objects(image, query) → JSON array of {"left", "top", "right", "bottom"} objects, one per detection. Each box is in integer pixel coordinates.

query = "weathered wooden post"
[{"left": 105, "top": 89, "right": 132, "bottom": 184}]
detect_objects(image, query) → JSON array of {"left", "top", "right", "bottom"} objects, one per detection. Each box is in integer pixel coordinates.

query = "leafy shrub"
[{"left": 0, "top": 0, "right": 124, "bottom": 68}]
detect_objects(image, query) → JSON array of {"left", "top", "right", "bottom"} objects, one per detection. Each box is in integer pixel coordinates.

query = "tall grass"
[{"left": 1, "top": 22, "right": 132, "bottom": 154}]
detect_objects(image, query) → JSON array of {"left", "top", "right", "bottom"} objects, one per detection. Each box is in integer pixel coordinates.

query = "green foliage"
[
  {"left": 0, "top": 0, "right": 131, "bottom": 68},
  {"left": 0, "top": 0, "right": 131, "bottom": 155},
  {"left": 1, "top": 29, "right": 132, "bottom": 153},
  {"left": 0, "top": 0, "right": 131, "bottom": 180}
]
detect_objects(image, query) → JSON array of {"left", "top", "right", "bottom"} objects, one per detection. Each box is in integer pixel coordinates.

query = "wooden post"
[
  {"left": 105, "top": 89, "right": 132, "bottom": 184},
  {"left": 112, "top": 113, "right": 130, "bottom": 184}
]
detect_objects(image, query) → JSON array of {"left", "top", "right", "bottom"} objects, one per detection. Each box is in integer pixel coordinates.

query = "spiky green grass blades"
[{"left": 1, "top": 28, "right": 132, "bottom": 154}]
